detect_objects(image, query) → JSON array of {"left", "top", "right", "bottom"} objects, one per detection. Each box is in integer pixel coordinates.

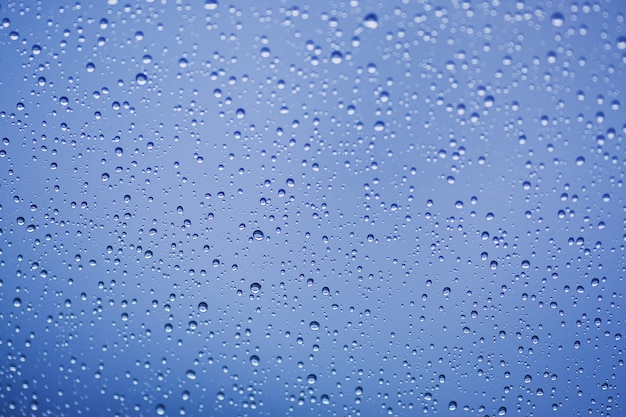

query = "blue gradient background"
[{"left": 0, "top": 1, "right": 624, "bottom": 416}]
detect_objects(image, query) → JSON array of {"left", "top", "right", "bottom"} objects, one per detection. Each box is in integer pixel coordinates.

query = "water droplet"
[
  {"left": 250, "top": 282, "right": 261, "bottom": 293},
  {"left": 309, "top": 321, "right": 320, "bottom": 330},
  {"left": 330, "top": 50, "right": 343, "bottom": 64},
  {"left": 363, "top": 13, "right": 379, "bottom": 29},
  {"left": 551, "top": 12, "right": 564, "bottom": 27},
  {"left": 204, "top": 0, "right": 218, "bottom": 10},
  {"left": 448, "top": 401, "right": 457, "bottom": 411},
  {"left": 186, "top": 370, "right": 196, "bottom": 380},
  {"left": 307, "top": 374, "right": 317, "bottom": 384},
  {"left": 250, "top": 355, "right": 260, "bottom": 366},
  {"left": 252, "top": 230, "right": 264, "bottom": 240},
  {"left": 136, "top": 73, "right": 147, "bottom": 85},
  {"left": 198, "top": 302, "right": 208, "bottom": 312}
]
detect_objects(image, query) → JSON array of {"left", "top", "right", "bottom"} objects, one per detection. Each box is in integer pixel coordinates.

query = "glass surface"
[{"left": 1, "top": 1, "right": 624, "bottom": 416}]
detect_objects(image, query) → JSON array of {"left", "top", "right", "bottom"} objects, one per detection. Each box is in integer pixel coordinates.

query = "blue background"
[{"left": 0, "top": 1, "right": 624, "bottom": 416}]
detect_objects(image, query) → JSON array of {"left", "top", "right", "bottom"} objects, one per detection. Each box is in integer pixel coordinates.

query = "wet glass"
[{"left": 0, "top": 1, "right": 624, "bottom": 416}]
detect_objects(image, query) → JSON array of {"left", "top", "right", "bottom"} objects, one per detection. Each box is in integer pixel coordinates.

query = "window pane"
[{"left": 1, "top": 1, "right": 624, "bottom": 416}]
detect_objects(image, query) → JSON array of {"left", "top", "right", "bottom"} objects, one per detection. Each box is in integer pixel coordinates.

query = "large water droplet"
[
  {"left": 136, "top": 73, "right": 147, "bottom": 85},
  {"left": 363, "top": 13, "right": 379, "bottom": 29},
  {"left": 551, "top": 12, "right": 564, "bottom": 27}
]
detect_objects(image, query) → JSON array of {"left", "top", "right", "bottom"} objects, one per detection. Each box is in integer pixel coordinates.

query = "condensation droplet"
[
  {"left": 136, "top": 73, "right": 147, "bottom": 85},
  {"left": 551, "top": 12, "right": 564, "bottom": 27},
  {"left": 363, "top": 13, "right": 379, "bottom": 29}
]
